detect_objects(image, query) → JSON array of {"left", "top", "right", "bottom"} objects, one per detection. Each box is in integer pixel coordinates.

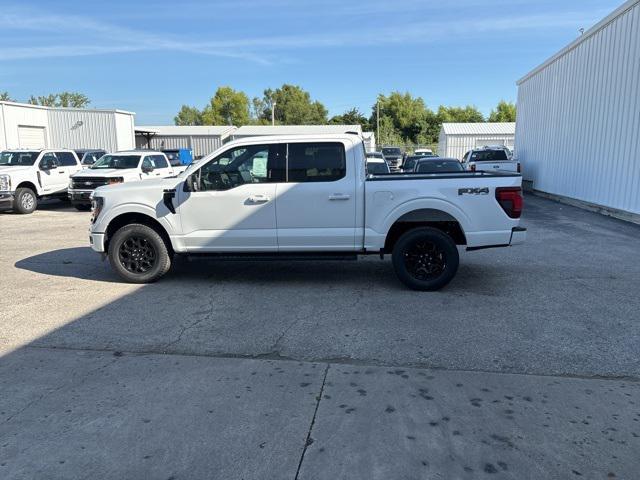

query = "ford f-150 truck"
[
  {"left": 69, "top": 151, "right": 174, "bottom": 210},
  {"left": 88, "top": 134, "right": 526, "bottom": 290}
]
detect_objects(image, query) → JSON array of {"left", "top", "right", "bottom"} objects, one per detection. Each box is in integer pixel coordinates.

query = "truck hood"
[
  {"left": 72, "top": 168, "right": 137, "bottom": 178},
  {"left": 94, "top": 177, "right": 179, "bottom": 195}
]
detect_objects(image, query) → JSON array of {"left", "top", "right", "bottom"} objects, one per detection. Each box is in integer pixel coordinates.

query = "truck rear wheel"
[
  {"left": 14, "top": 187, "right": 37, "bottom": 214},
  {"left": 108, "top": 223, "right": 172, "bottom": 283},
  {"left": 391, "top": 227, "right": 459, "bottom": 291}
]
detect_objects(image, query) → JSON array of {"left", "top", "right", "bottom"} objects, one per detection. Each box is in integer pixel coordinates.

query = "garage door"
[{"left": 18, "top": 126, "right": 47, "bottom": 149}]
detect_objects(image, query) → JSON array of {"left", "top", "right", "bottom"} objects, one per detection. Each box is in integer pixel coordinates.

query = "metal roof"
[
  {"left": 232, "top": 125, "right": 363, "bottom": 136},
  {"left": 440, "top": 122, "right": 515, "bottom": 135},
  {"left": 135, "top": 125, "right": 237, "bottom": 136},
  {"left": 517, "top": 0, "right": 639, "bottom": 85},
  {"left": 0, "top": 100, "right": 134, "bottom": 115}
]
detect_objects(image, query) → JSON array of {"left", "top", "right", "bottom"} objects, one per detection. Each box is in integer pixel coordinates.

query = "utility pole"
[
  {"left": 271, "top": 102, "right": 276, "bottom": 126},
  {"left": 376, "top": 101, "right": 380, "bottom": 145}
]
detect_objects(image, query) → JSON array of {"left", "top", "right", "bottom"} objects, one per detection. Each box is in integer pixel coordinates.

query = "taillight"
[{"left": 495, "top": 187, "right": 523, "bottom": 218}]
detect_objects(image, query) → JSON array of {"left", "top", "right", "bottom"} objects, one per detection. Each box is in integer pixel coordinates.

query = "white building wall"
[
  {"left": 438, "top": 134, "right": 515, "bottom": 159},
  {"left": 0, "top": 102, "right": 135, "bottom": 152},
  {"left": 136, "top": 135, "right": 225, "bottom": 158},
  {"left": 114, "top": 112, "right": 135, "bottom": 150},
  {"left": 0, "top": 103, "right": 49, "bottom": 150},
  {"left": 516, "top": 0, "right": 640, "bottom": 215}
]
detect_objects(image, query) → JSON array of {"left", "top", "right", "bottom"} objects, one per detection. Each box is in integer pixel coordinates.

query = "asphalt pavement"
[{"left": 1, "top": 194, "right": 639, "bottom": 479}]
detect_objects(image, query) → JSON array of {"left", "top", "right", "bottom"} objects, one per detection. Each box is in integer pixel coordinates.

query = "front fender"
[{"left": 94, "top": 201, "right": 179, "bottom": 238}]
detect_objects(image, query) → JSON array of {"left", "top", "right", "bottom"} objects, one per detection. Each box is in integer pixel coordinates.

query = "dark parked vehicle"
[
  {"left": 414, "top": 158, "right": 464, "bottom": 174},
  {"left": 402, "top": 155, "right": 429, "bottom": 172},
  {"left": 366, "top": 157, "right": 391, "bottom": 174},
  {"left": 74, "top": 149, "right": 107, "bottom": 168},
  {"left": 381, "top": 147, "right": 403, "bottom": 171}
]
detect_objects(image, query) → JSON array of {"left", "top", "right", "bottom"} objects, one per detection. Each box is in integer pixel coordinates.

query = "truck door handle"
[
  {"left": 248, "top": 194, "right": 270, "bottom": 203},
  {"left": 329, "top": 193, "right": 350, "bottom": 201}
]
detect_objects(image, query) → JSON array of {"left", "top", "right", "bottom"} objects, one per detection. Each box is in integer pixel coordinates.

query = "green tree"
[
  {"left": 373, "top": 92, "right": 435, "bottom": 144},
  {"left": 436, "top": 105, "right": 484, "bottom": 123},
  {"left": 259, "top": 84, "right": 328, "bottom": 125},
  {"left": 202, "top": 86, "right": 250, "bottom": 126},
  {"left": 0, "top": 91, "right": 13, "bottom": 101},
  {"left": 329, "top": 107, "right": 370, "bottom": 130},
  {"left": 488, "top": 100, "right": 516, "bottom": 122},
  {"left": 27, "top": 92, "right": 90, "bottom": 108},
  {"left": 174, "top": 105, "right": 204, "bottom": 125}
]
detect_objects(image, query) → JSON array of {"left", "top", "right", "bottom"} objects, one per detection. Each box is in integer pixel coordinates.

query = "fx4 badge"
[{"left": 458, "top": 187, "right": 489, "bottom": 196}]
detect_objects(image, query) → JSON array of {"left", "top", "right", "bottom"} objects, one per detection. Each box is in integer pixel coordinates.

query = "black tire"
[
  {"left": 108, "top": 223, "right": 172, "bottom": 283},
  {"left": 14, "top": 187, "right": 37, "bottom": 214},
  {"left": 392, "top": 227, "right": 459, "bottom": 291},
  {"left": 74, "top": 204, "right": 91, "bottom": 211}
]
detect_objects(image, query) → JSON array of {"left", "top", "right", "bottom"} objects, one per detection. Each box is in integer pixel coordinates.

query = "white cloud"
[{"left": 0, "top": 6, "right": 607, "bottom": 63}]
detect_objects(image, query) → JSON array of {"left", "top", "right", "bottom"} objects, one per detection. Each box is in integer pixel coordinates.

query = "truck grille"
[{"left": 71, "top": 177, "right": 110, "bottom": 190}]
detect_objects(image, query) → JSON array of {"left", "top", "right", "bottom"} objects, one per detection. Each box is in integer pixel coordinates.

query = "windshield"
[
  {"left": 366, "top": 161, "right": 389, "bottom": 174},
  {"left": 382, "top": 148, "right": 401, "bottom": 156},
  {"left": 416, "top": 160, "right": 464, "bottom": 173},
  {"left": 471, "top": 150, "right": 508, "bottom": 161},
  {"left": 91, "top": 154, "right": 141, "bottom": 169},
  {"left": 0, "top": 151, "right": 39, "bottom": 166},
  {"left": 403, "top": 156, "right": 420, "bottom": 170}
]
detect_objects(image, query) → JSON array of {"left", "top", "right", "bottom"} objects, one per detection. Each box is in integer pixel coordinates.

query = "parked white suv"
[
  {"left": 0, "top": 149, "right": 81, "bottom": 214},
  {"left": 69, "top": 151, "right": 174, "bottom": 210},
  {"left": 88, "top": 134, "right": 526, "bottom": 290}
]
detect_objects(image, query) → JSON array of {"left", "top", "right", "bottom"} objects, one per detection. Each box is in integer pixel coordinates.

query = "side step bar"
[{"left": 185, "top": 252, "right": 358, "bottom": 262}]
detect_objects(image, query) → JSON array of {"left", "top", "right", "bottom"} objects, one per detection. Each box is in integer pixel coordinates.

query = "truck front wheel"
[
  {"left": 108, "top": 223, "right": 172, "bottom": 283},
  {"left": 392, "top": 227, "right": 459, "bottom": 291},
  {"left": 14, "top": 187, "right": 37, "bottom": 214}
]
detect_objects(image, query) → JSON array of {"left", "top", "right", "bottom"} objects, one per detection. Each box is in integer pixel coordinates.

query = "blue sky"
[{"left": 0, "top": 0, "right": 622, "bottom": 124}]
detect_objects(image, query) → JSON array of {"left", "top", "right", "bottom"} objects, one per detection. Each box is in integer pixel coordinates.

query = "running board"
[{"left": 185, "top": 252, "right": 358, "bottom": 262}]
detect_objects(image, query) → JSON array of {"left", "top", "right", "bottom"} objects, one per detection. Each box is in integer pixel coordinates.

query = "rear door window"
[
  {"left": 151, "top": 155, "right": 169, "bottom": 169},
  {"left": 56, "top": 152, "right": 78, "bottom": 166},
  {"left": 287, "top": 142, "right": 346, "bottom": 182}
]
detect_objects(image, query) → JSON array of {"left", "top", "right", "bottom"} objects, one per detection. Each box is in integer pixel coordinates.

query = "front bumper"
[
  {"left": 0, "top": 192, "right": 15, "bottom": 210},
  {"left": 68, "top": 189, "right": 93, "bottom": 205},
  {"left": 89, "top": 231, "right": 106, "bottom": 252}
]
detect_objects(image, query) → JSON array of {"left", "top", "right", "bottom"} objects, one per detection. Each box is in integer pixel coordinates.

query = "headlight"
[
  {"left": 108, "top": 177, "right": 124, "bottom": 185},
  {"left": 0, "top": 174, "right": 10, "bottom": 191},
  {"left": 91, "top": 196, "right": 104, "bottom": 223}
]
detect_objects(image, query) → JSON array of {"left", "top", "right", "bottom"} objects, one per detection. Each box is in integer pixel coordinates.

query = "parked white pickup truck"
[
  {"left": 88, "top": 135, "right": 526, "bottom": 290},
  {"left": 0, "top": 149, "right": 81, "bottom": 214},
  {"left": 462, "top": 146, "right": 520, "bottom": 173},
  {"left": 69, "top": 151, "right": 174, "bottom": 210}
]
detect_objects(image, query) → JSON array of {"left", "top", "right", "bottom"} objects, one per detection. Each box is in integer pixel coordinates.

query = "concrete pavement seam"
[
  {"left": 21, "top": 344, "right": 640, "bottom": 383},
  {"left": 295, "top": 363, "right": 330, "bottom": 480}
]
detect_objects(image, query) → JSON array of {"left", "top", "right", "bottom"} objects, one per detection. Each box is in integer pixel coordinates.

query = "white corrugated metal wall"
[
  {"left": 48, "top": 109, "right": 134, "bottom": 152},
  {"left": 438, "top": 134, "right": 515, "bottom": 159},
  {"left": 136, "top": 135, "right": 225, "bottom": 158},
  {"left": 516, "top": 0, "right": 640, "bottom": 215}
]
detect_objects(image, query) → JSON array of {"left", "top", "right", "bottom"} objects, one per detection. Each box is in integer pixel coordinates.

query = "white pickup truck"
[
  {"left": 69, "top": 151, "right": 174, "bottom": 210},
  {"left": 462, "top": 146, "right": 520, "bottom": 173},
  {"left": 0, "top": 149, "right": 81, "bottom": 214},
  {"left": 88, "top": 134, "right": 526, "bottom": 290}
]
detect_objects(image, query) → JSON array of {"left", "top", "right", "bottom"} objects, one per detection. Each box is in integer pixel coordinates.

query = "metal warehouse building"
[
  {"left": 438, "top": 122, "right": 515, "bottom": 160},
  {"left": 0, "top": 101, "right": 135, "bottom": 152},
  {"left": 135, "top": 125, "right": 237, "bottom": 159},
  {"left": 516, "top": 0, "right": 639, "bottom": 220}
]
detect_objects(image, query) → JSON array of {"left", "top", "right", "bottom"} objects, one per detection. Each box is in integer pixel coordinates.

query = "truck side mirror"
[{"left": 141, "top": 163, "right": 154, "bottom": 173}]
